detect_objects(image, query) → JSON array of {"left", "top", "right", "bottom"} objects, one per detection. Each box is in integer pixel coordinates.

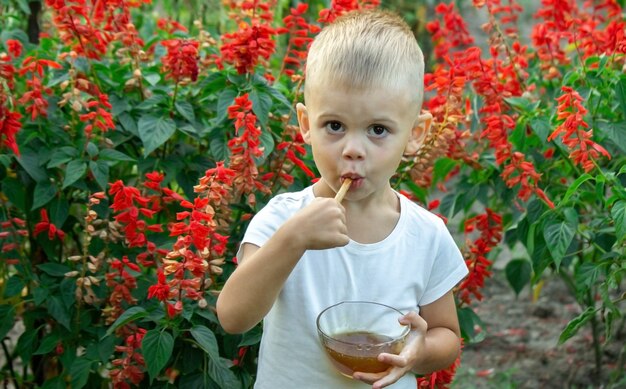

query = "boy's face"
[{"left": 297, "top": 82, "right": 429, "bottom": 201}]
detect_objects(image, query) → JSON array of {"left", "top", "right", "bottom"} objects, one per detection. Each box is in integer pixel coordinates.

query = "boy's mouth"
[{"left": 341, "top": 174, "right": 363, "bottom": 188}]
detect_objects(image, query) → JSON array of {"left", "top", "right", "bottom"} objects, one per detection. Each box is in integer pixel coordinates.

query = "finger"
[
  {"left": 377, "top": 352, "right": 409, "bottom": 368},
  {"left": 399, "top": 311, "right": 427, "bottom": 333},
  {"left": 371, "top": 368, "right": 406, "bottom": 389},
  {"left": 352, "top": 370, "right": 387, "bottom": 385}
]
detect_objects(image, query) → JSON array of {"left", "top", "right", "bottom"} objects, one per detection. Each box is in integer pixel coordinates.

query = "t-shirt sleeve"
[
  {"left": 235, "top": 195, "right": 292, "bottom": 260},
  {"left": 419, "top": 219, "right": 469, "bottom": 306}
]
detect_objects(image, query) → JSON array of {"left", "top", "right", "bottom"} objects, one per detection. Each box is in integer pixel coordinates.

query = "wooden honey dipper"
[{"left": 334, "top": 178, "right": 352, "bottom": 203}]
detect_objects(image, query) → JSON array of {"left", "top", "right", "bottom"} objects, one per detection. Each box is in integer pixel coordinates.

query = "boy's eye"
[
  {"left": 325, "top": 121, "right": 344, "bottom": 133},
  {"left": 368, "top": 125, "right": 389, "bottom": 138}
]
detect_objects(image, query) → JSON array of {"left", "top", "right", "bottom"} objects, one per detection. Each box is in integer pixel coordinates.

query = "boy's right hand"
[{"left": 288, "top": 197, "right": 350, "bottom": 250}]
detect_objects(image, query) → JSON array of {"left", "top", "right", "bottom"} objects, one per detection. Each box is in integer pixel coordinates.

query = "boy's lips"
[
  {"left": 341, "top": 174, "right": 363, "bottom": 188},
  {"left": 341, "top": 174, "right": 362, "bottom": 181}
]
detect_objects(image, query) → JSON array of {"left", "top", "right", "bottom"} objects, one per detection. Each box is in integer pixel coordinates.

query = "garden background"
[{"left": 0, "top": 0, "right": 625, "bottom": 387}]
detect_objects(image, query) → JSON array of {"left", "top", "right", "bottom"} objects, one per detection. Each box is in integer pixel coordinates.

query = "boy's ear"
[
  {"left": 404, "top": 112, "right": 432, "bottom": 156},
  {"left": 296, "top": 103, "right": 311, "bottom": 144}
]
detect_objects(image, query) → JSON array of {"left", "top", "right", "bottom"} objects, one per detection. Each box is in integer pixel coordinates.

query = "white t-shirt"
[{"left": 240, "top": 186, "right": 468, "bottom": 388}]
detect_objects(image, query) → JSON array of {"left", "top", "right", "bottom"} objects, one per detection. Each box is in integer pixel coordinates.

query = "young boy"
[{"left": 216, "top": 9, "right": 469, "bottom": 389}]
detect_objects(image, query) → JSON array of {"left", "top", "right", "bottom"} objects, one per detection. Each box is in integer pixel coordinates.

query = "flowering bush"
[{"left": 0, "top": 0, "right": 624, "bottom": 388}]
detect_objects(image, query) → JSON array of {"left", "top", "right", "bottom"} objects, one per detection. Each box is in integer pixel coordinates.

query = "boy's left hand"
[{"left": 352, "top": 311, "right": 427, "bottom": 389}]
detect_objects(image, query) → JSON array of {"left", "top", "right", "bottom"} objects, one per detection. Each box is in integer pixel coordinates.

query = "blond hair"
[{"left": 305, "top": 9, "right": 425, "bottom": 109}]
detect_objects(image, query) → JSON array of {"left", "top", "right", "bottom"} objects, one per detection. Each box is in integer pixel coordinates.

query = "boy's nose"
[{"left": 342, "top": 135, "right": 365, "bottom": 160}]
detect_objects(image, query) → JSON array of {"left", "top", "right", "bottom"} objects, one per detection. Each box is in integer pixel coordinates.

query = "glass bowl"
[{"left": 316, "top": 301, "right": 409, "bottom": 377}]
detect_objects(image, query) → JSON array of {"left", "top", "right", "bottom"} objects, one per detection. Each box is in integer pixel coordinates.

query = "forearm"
[
  {"left": 412, "top": 327, "right": 461, "bottom": 375},
  {"left": 216, "top": 225, "right": 305, "bottom": 334}
]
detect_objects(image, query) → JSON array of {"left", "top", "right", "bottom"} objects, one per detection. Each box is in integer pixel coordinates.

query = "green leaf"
[
  {"left": 207, "top": 356, "right": 240, "bottom": 389},
  {"left": 259, "top": 126, "right": 275, "bottom": 158},
  {"left": 190, "top": 325, "right": 220, "bottom": 360},
  {"left": 457, "top": 306, "right": 485, "bottom": 343},
  {"left": 559, "top": 307, "right": 595, "bottom": 344},
  {"left": 596, "top": 121, "right": 626, "bottom": 154},
  {"left": 144, "top": 73, "right": 161, "bottom": 86},
  {"left": 33, "top": 287, "right": 48, "bottom": 306},
  {"left": 0, "top": 305, "right": 15, "bottom": 341},
  {"left": 110, "top": 94, "right": 132, "bottom": 115},
  {"left": 543, "top": 216, "right": 576, "bottom": 270},
  {"left": 41, "top": 376, "right": 65, "bottom": 389},
  {"left": 70, "top": 356, "right": 92, "bottom": 389},
  {"left": 2, "top": 177, "right": 26, "bottom": 212},
  {"left": 89, "top": 160, "right": 109, "bottom": 190},
  {"left": 34, "top": 332, "right": 60, "bottom": 355},
  {"left": 238, "top": 326, "right": 262, "bottom": 347},
  {"left": 32, "top": 180, "right": 57, "bottom": 210},
  {"left": 136, "top": 94, "right": 167, "bottom": 111},
  {"left": 504, "top": 96, "right": 535, "bottom": 112},
  {"left": 505, "top": 259, "right": 531, "bottom": 296},
  {"left": 104, "top": 306, "right": 148, "bottom": 337},
  {"left": 614, "top": 77, "right": 626, "bottom": 117},
  {"left": 142, "top": 329, "right": 174, "bottom": 382},
  {"left": 439, "top": 192, "right": 459, "bottom": 219},
  {"left": 3, "top": 275, "right": 24, "bottom": 298},
  {"left": 14, "top": 0, "right": 31, "bottom": 14},
  {"left": 118, "top": 112, "right": 138, "bottom": 135},
  {"left": 86, "top": 142, "right": 99, "bottom": 157},
  {"left": 529, "top": 117, "right": 552, "bottom": 144},
  {"left": 210, "top": 137, "right": 229, "bottom": 161},
  {"left": 575, "top": 262, "right": 602, "bottom": 290},
  {"left": 49, "top": 196, "right": 70, "bottom": 227},
  {"left": 216, "top": 87, "right": 238, "bottom": 123},
  {"left": 175, "top": 100, "right": 196, "bottom": 122},
  {"left": 432, "top": 158, "right": 458, "bottom": 185},
  {"left": 561, "top": 174, "right": 593, "bottom": 204},
  {"left": 260, "top": 82, "right": 293, "bottom": 111},
  {"left": 17, "top": 329, "right": 37, "bottom": 362},
  {"left": 63, "top": 160, "right": 87, "bottom": 189},
  {"left": 611, "top": 200, "right": 626, "bottom": 240},
  {"left": 47, "top": 147, "right": 77, "bottom": 168},
  {"left": 37, "top": 262, "right": 71, "bottom": 277},
  {"left": 138, "top": 114, "right": 177, "bottom": 157},
  {"left": 18, "top": 150, "right": 48, "bottom": 182},
  {"left": 47, "top": 296, "right": 71, "bottom": 330},
  {"left": 99, "top": 149, "right": 135, "bottom": 163},
  {"left": 249, "top": 88, "right": 273, "bottom": 125}
]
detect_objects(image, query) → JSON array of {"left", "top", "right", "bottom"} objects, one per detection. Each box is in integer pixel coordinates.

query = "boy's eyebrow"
[{"left": 317, "top": 112, "right": 399, "bottom": 125}]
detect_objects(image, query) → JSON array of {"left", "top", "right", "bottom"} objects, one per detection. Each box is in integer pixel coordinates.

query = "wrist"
[{"left": 276, "top": 218, "right": 307, "bottom": 254}]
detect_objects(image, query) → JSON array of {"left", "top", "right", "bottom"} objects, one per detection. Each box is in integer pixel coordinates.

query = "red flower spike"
[
  {"left": 161, "top": 39, "right": 200, "bottom": 83},
  {"left": 33, "top": 209, "right": 65, "bottom": 241},
  {"left": 548, "top": 87, "right": 611, "bottom": 172}
]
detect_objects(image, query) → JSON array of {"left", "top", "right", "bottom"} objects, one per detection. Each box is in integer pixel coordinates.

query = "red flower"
[
  {"left": 426, "top": 3, "right": 474, "bottom": 60},
  {"left": 157, "top": 18, "right": 188, "bottom": 34},
  {"left": 278, "top": 3, "right": 320, "bottom": 77},
  {"left": 147, "top": 270, "right": 170, "bottom": 301},
  {"left": 548, "top": 86, "right": 611, "bottom": 172},
  {"left": 318, "top": 0, "right": 379, "bottom": 24},
  {"left": 458, "top": 209, "right": 502, "bottom": 305},
  {"left": 110, "top": 328, "right": 146, "bottom": 387},
  {"left": 226, "top": 94, "right": 271, "bottom": 203},
  {"left": 417, "top": 340, "right": 462, "bottom": 388},
  {"left": 6, "top": 39, "right": 22, "bottom": 57},
  {"left": 0, "top": 105, "right": 22, "bottom": 155},
  {"left": 220, "top": 23, "right": 277, "bottom": 74},
  {"left": 161, "top": 39, "right": 200, "bottom": 82},
  {"left": 33, "top": 209, "right": 65, "bottom": 241}
]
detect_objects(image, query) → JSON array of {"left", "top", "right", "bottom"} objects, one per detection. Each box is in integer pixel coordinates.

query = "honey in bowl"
[
  {"left": 316, "top": 301, "right": 410, "bottom": 378},
  {"left": 322, "top": 330, "right": 404, "bottom": 376}
]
